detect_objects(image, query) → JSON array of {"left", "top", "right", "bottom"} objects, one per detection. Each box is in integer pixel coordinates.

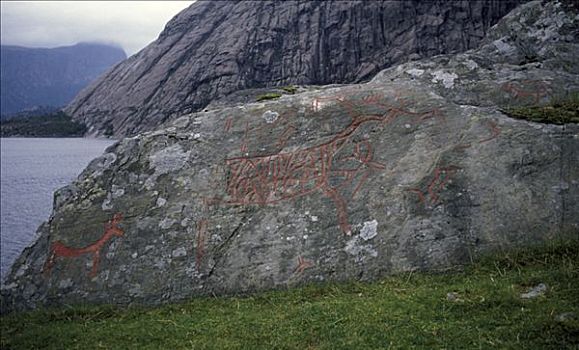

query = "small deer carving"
[
  {"left": 501, "top": 81, "right": 549, "bottom": 104},
  {"left": 44, "top": 213, "right": 124, "bottom": 278}
]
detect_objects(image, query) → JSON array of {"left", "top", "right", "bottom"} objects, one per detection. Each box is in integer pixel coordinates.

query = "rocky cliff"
[
  {"left": 2, "top": 0, "right": 578, "bottom": 312},
  {"left": 0, "top": 43, "right": 126, "bottom": 116},
  {"left": 65, "top": 0, "right": 522, "bottom": 137}
]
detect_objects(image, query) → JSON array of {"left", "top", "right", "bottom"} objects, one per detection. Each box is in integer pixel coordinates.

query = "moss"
[
  {"left": 255, "top": 92, "right": 282, "bottom": 102},
  {"left": 280, "top": 85, "right": 298, "bottom": 94},
  {"left": 502, "top": 92, "right": 579, "bottom": 124}
]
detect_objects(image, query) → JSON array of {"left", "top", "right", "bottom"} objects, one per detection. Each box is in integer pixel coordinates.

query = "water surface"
[{"left": 1, "top": 137, "right": 115, "bottom": 281}]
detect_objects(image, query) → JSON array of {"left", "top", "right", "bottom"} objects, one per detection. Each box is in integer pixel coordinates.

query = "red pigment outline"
[
  {"left": 501, "top": 80, "right": 550, "bottom": 104},
  {"left": 406, "top": 166, "right": 460, "bottom": 207},
  {"left": 209, "top": 94, "right": 440, "bottom": 235},
  {"left": 195, "top": 219, "right": 209, "bottom": 268},
  {"left": 294, "top": 256, "right": 314, "bottom": 274},
  {"left": 224, "top": 117, "right": 234, "bottom": 133},
  {"left": 479, "top": 120, "right": 500, "bottom": 144},
  {"left": 43, "top": 213, "right": 124, "bottom": 278}
]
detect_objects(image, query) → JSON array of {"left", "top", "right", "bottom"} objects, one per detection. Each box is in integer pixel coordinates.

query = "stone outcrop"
[
  {"left": 2, "top": 0, "right": 578, "bottom": 312},
  {"left": 65, "top": 0, "right": 522, "bottom": 137}
]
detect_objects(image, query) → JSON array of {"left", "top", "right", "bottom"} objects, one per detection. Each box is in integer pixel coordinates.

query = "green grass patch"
[
  {"left": 2, "top": 240, "right": 578, "bottom": 349},
  {"left": 502, "top": 92, "right": 579, "bottom": 124},
  {"left": 255, "top": 92, "right": 282, "bottom": 102},
  {"left": 280, "top": 85, "right": 298, "bottom": 94},
  {"left": 0, "top": 111, "right": 87, "bottom": 137}
]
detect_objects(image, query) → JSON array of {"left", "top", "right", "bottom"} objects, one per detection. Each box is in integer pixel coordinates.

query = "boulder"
[{"left": 2, "top": 0, "right": 578, "bottom": 312}]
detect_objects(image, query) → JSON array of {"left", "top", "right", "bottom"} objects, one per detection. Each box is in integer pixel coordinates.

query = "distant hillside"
[
  {"left": 0, "top": 111, "right": 86, "bottom": 137},
  {"left": 0, "top": 43, "right": 126, "bottom": 116}
]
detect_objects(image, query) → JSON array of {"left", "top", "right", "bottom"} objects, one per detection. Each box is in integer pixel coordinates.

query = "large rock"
[
  {"left": 2, "top": 0, "right": 578, "bottom": 312},
  {"left": 64, "top": 0, "right": 522, "bottom": 137}
]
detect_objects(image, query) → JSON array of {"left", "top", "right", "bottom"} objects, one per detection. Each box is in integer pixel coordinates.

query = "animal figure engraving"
[
  {"left": 209, "top": 94, "right": 441, "bottom": 235},
  {"left": 501, "top": 80, "right": 550, "bottom": 104},
  {"left": 294, "top": 256, "right": 314, "bottom": 274},
  {"left": 479, "top": 120, "right": 500, "bottom": 144},
  {"left": 43, "top": 213, "right": 124, "bottom": 278},
  {"left": 407, "top": 166, "right": 459, "bottom": 207},
  {"left": 224, "top": 117, "right": 234, "bottom": 133},
  {"left": 195, "top": 219, "right": 209, "bottom": 267}
]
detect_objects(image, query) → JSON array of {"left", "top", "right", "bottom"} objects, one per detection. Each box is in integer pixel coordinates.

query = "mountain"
[
  {"left": 0, "top": 43, "right": 126, "bottom": 116},
  {"left": 2, "top": 0, "right": 577, "bottom": 312},
  {"left": 65, "top": 0, "right": 522, "bottom": 137}
]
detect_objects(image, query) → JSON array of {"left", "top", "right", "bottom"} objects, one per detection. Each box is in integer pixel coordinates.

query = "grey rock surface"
[
  {"left": 2, "top": 0, "right": 578, "bottom": 312},
  {"left": 520, "top": 283, "right": 548, "bottom": 299},
  {"left": 64, "top": 0, "right": 522, "bottom": 137},
  {"left": 555, "top": 312, "right": 578, "bottom": 323}
]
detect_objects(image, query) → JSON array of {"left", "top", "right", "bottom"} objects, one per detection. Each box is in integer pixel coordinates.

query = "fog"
[{"left": 0, "top": 1, "right": 194, "bottom": 56}]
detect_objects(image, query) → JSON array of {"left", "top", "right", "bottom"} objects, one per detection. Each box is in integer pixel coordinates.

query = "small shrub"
[
  {"left": 280, "top": 85, "right": 298, "bottom": 94},
  {"left": 256, "top": 92, "right": 282, "bottom": 102}
]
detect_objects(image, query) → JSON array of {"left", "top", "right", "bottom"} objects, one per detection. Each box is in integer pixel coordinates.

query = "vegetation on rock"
[
  {"left": 280, "top": 85, "right": 298, "bottom": 94},
  {"left": 255, "top": 92, "right": 282, "bottom": 102},
  {"left": 2, "top": 240, "right": 577, "bottom": 349},
  {"left": 502, "top": 93, "right": 579, "bottom": 125},
  {"left": 0, "top": 111, "right": 87, "bottom": 137}
]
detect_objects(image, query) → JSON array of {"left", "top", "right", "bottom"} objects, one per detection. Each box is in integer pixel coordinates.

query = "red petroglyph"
[
  {"left": 43, "top": 213, "right": 124, "bottom": 278},
  {"left": 501, "top": 80, "right": 550, "bottom": 104},
  {"left": 224, "top": 117, "right": 234, "bottom": 133},
  {"left": 240, "top": 121, "right": 250, "bottom": 154},
  {"left": 219, "top": 116, "right": 389, "bottom": 234},
  {"left": 407, "top": 166, "right": 459, "bottom": 207},
  {"left": 276, "top": 125, "right": 297, "bottom": 149},
  {"left": 454, "top": 143, "right": 472, "bottom": 151},
  {"left": 228, "top": 108, "right": 299, "bottom": 154},
  {"left": 479, "top": 120, "right": 500, "bottom": 144},
  {"left": 196, "top": 219, "right": 209, "bottom": 268},
  {"left": 294, "top": 256, "right": 314, "bottom": 274},
  {"left": 312, "top": 95, "right": 345, "bottom": 112},
  {"left": 206, "top": 94, "right": 443, "bottom": 235}
]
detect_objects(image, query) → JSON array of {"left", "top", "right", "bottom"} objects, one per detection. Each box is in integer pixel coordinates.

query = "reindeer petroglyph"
[
  {"left": 206, "top": 93, "right": 443, "bottom": 235},
  {"left": 44, "top": 213, "right": 124, "bottom": 278},
  {"left": 501, "top": 80, "right": 550, "bottom": 104}
]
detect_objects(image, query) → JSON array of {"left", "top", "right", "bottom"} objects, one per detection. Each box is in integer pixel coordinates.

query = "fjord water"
[{"left": 0, "top": 138, "right": 115, "bottom": 282}]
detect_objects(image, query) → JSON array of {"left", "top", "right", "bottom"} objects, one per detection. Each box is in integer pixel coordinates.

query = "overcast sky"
[{"left": 1, "top": 1, "right": 195, "bottom": 56}]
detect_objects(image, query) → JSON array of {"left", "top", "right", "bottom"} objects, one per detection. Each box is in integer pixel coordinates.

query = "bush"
[
  {"left": 280, "top": 85, "right": 298, "bottom": 94},
  {"left": 502, "top": 92, "right": 579, "bottom": 124},
  {"left": 256, "top": 92, "right": 282, "bottom": 102}
]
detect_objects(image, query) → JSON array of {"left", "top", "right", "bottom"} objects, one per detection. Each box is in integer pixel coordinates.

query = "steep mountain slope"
[
  {"left": 2, "top": 0, "right": 577, "bottom": 312},
  {"left": 65, "top": 0, "right": 522, "bottom": 137},
  {"left": 0, "top": 43, "right": 126, "bottom": 116}
]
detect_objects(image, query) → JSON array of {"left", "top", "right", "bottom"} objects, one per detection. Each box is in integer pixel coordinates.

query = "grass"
[
  {"left": 2, "top": 240, "right": 578, "bottom": 349},
  {"left": 502, "top": 92, "right": 579, "bottom": 124},
  {"left": 256, "top": 92, "right": 282, "bottom": 102},
  {"left": 280, "top": 85, "right": 298, "bottom": 94}
]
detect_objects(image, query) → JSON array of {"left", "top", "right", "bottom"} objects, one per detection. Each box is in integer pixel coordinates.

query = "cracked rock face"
[
  {"left": 2, "top": 0, "right": 578, "bottom": 312},
  {"left": 64, "top": 0, "right": 522, "bottom": 137}
]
